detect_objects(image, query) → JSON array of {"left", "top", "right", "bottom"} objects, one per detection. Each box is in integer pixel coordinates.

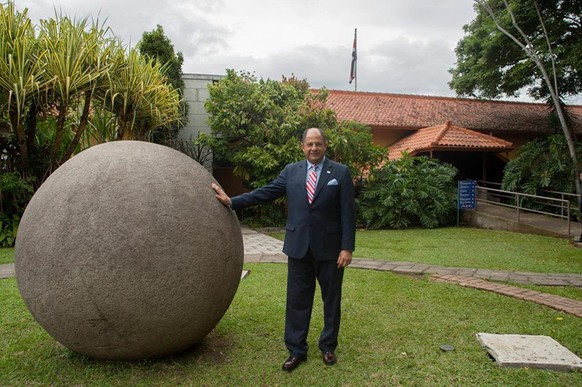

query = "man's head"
[{"left": 301, "top": 128, "right": 327, "bottom": 165}]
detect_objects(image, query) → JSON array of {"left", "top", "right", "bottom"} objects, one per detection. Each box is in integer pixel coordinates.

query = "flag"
[{"left": 349, "top": 28, "right": 357, "bottom": 84}]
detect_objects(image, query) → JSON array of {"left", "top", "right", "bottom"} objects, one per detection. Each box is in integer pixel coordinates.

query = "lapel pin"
[{"left": 327, "top": 170, "right": 331, "bottom": 174}]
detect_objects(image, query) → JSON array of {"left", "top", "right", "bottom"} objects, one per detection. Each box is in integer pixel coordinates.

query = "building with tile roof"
[
  {"left": 178, "top": 76, "right": 581, "bottom": 190},
  {"left": 387, "top": 121, "right": 514, "bottom": 161},
  {"left": 324, "top": 90, "right": 582, "bottom": 138},
  {"left": 323, "top": 89, "right": 582, "bottom": 182}
]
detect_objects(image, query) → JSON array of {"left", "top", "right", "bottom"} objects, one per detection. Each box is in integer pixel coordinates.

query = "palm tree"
[
  {"left": 0, "top": 3, "right": 182, "bottom": 183},
  {"left": 37, "top": 14, "right": 117, "bottom": 171},
  {"left": 0, "top": 3, "right": 46, "bottom": 175},
  {"left": 101, "top": 48, "right": 182, "bottom": 141}
]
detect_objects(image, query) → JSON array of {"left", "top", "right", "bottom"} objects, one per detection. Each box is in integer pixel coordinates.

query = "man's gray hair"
[{"left": 301, "top": 128, "right": 326, "bottom": 144}]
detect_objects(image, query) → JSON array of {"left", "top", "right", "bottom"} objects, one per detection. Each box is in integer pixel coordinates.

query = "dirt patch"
[{"left": 161, "top": 334, "right": 235, "bottom": 366}]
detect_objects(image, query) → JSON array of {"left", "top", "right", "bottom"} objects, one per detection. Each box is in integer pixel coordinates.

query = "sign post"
[{"left": 457, "top": 180, "right": 476, "bottom": 226}]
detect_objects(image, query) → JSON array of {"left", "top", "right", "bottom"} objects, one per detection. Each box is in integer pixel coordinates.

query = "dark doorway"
[{"left": 418, "top": 151, "right": 508, "bottom": 183}]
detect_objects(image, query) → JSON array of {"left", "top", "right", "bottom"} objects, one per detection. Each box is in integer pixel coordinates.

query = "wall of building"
[
  {"left": 179, "top": 73, "right": 224, "bottom": 142},
  {"left": 371, "top": 127, "right": 414, "bottom": 148},
  {"left": 180, "top": 73, "right": 245, "bottom": 193},
  {"left": 178, "top": 73, "right": 224, "bottom": 170}
]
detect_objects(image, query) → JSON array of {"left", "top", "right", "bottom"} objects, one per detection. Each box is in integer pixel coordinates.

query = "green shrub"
[
  {"left": 0, "top": 213, "right": 19, "bottom": 247},
  {"left": 502, "top": 134, "right": 582, "bottom": 216},
  {"left": 0, "top": 170, "right": 35, "bottom": 247},
  {"left": 358, "top": 155, "right": 458, "bottom": 229},
  {"left": 238, "top": 202, "right": 288, "bottom": 228},
  {"left": 0, "top": 171, "right": 35, "bottom": 214},
  {"left": 502, "top": 134, "right": 581, "bottom": 194}
]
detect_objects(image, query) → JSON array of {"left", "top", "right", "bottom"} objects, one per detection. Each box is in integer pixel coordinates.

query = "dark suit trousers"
[{"left": 285, "top": 249, "right": 344, "bottom": 357}]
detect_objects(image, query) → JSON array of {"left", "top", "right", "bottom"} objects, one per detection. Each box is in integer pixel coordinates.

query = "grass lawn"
[
  {"left": 0, "top": 248, "right": 13, "bottom": 265},
  {"left": 269, "top": 227, "right": 582, "bottom": 302},
  {"left": 4, "top": 227, "right": 582, "bottom": 273},
  {"left": 354, "top": 227, "right": 582, "bottom": 274},
  {"left": 265, "top": 227, "right": 582, "bottom": 274},
  {"left": 2, "top": 227, "right": 582, "bottom": 384},
  {"left": 1, "top": 264, "right": 582, "bottom": 385}
]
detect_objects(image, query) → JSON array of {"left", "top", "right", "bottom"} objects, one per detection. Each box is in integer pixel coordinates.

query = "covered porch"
[{"left": 388, "top": 121, "right": 513, "bottom": 182}]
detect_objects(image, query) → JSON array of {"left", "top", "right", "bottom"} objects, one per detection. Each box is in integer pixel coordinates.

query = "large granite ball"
[{"left": 15, "top": 141, "right": 243, "bottom": 360}]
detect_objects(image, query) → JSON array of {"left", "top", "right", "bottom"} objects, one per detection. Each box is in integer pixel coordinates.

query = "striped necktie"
[{"left": 306, "top": 164, "right": 317, "bottom": 204}]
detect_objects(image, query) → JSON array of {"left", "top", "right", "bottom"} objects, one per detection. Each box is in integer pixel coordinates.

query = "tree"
[
  {"left": 38, "top": 14, "right": 118, "bottom": 170},
  {"left": 138, "top": 25, "right": 184, "bottom": 92},
  {"left": 0, "top": 3, "right": 182, "bottom": 182},
  {"left": 450, "top": 0, "right": 581, "bottom": 100},
  {"left": 205, "top": 70, "right": 384, "bottom": 188},
  {"left": 0, "top": 3, "right": 182, "bottom": 246},
  {"left": 325, "top": 120, "right": 385, "bottom": 191},
  {"left": 0, "top": 3, "right": 47, "bottom": 176},
  {"left": 203, "top": 70, "right": 385, "bottom": 226},
  {"left": 99, "top": 48, "right": 181, "bottom": 141},
  {"left": 138, "top": 25, "right": 187, "bottom": 146},
  {"left": 450, "top": 0, "right": 581, "bottom": 201},
  {"left": 502, "top": 134, "right": 582, "bottom": 214},
  {"left": 205, "top": 70, "right": 305, "bottom": 189}
]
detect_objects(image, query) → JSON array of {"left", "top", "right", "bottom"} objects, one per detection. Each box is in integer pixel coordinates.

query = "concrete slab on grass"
[{"left": 476, "top": 333, "right": 582, "bottom": 372}]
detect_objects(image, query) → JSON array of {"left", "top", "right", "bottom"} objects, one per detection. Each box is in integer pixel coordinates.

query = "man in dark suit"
[{"left": 212, "top": 127, "right": 356, "bottom": 372}]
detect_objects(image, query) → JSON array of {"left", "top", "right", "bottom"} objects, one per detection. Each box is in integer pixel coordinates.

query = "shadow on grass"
[{"left": 61, "top": 332, "right": 237, "bottom": 367}]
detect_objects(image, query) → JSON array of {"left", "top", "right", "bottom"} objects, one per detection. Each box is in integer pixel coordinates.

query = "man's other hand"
[{"left": 337, "top": 250, "right": 352, "bottom": 269}]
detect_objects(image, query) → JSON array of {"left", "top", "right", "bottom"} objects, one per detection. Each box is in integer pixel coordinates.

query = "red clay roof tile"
[
  {"left": 388, "top": 121, "right": 513, "bottom": 160},
  {"left": 322, "top": 90, "right": 582, "bottom": 133}
]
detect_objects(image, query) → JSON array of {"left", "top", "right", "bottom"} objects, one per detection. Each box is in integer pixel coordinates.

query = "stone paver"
[
  {"left": 0, "top": 263, "right": 14, "bottom": 279},
  {"left": 476, "top": 333, "right": 582, "bottom": 371},
  {"left": 2, "top": 228, "right": 582, "bottom": 317}
]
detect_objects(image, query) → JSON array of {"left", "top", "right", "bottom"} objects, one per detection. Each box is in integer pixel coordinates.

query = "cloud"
[
  {"left": 14, "top": 0, "right": 475, "bottom": 98},
  {"left": 192, "top": 36, "right": 458, "bottom": 97},
  {"left": 361, "top": 37, "right": 457, "bottom": 95}
]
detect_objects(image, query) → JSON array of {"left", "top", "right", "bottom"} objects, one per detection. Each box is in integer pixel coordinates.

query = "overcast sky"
[{"left": 18, "top": 0, "right": 481, "bottom": 97}]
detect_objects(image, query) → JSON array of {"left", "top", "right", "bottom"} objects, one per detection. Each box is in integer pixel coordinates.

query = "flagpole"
[
  {"left": 349, "top": 28, "right": 357, "bottom": 91},
  {"left": 354, "top": 28, "right": 357, "bottom": 92},
  {"left": 355, "top": 58, "right": 357, "bottom": 92}
]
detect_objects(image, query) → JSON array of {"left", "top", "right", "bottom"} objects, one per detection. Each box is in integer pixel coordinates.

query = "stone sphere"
[{"left": 15, "top": 141, "right": 243, "bottom": 360}]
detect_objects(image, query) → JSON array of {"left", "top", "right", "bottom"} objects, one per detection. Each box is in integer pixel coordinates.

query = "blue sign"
[{"left": 458, "top": 180, "right": 476, "bottom": 209}]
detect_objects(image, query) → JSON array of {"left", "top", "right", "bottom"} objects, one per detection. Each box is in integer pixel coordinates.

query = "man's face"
[{"left": 301, "top": 129, "right": 327, "bottom": 165}]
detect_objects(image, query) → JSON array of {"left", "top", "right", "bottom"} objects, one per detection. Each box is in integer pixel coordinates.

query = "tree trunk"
[
  {"left": 25, "top": 102, "right": 38, "bottom": 156},
  {"left": 117, "top": 116, "right": 127, "bottom": 141},
  {"left": 63, "top": 91, "right": 93, "bottom": 161},
  {"left": 50, "top": 103, "right": 69, "bottom": 169},
  {"left": 9, "top": 108, "right": 29, "bottom": 176},
  {"left": 478, "top": 0, "right": 581, "bottom": 197}
]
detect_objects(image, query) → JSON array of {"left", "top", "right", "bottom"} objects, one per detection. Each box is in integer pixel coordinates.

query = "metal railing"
[
  {"left": 477, "top": 181, "right": 579, "bottom": 218},
  {"left": 475, "top": 181, "right": 578, "bottom": 236}
]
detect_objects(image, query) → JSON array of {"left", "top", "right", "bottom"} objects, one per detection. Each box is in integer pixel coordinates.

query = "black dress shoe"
[
  {"left": 322, "top": 351, "right": 336, "bottom": 366},
  {"left": 282, "top": 355, "right": 306, "bottom": 372}
]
